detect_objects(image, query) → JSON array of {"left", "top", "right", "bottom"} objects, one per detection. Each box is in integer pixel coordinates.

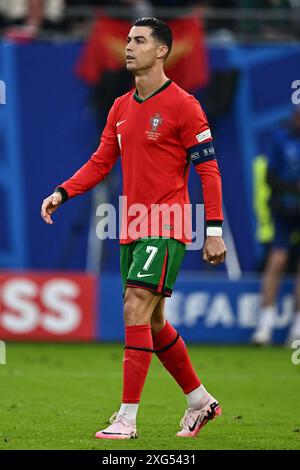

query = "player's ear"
[{"left": 157, "top": 44, "right": 168, "bottom": 60}]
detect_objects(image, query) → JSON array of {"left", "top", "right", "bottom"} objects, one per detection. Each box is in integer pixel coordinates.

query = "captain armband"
[{"left": 188, "top": 141, "right": 216, "bottom": 166}]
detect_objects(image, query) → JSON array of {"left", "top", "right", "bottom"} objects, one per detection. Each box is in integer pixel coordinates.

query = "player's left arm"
[
  {"left": 195, "top": 159, "right": 226, "bottom": 265},
  {"left": 179, "top": 96, "right": 226, "bottom": 265}
]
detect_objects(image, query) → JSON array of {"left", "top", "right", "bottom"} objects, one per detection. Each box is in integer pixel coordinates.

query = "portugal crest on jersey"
[
  {"left": 146, "top": 113, "right": 163, "bottom": 141},
  {"left": 150, "top": 113, "right": 163, "bottom": 132}
]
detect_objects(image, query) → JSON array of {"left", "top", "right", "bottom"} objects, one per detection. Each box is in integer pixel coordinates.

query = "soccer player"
[{"left": 41, "top": 17, "right": 226, "bottom": 439}]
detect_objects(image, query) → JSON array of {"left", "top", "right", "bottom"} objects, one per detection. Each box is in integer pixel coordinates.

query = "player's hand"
[
  {"left": 203, "top": 236, "right": 227, "bottom": 265},
  {"left": 41, "top": 192, "right": 62, "bottom": 224}
]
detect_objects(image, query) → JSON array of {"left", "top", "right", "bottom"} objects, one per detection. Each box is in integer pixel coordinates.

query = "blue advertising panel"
[{"left": 99, "top": 274, "right": 294, "bottom": 344}]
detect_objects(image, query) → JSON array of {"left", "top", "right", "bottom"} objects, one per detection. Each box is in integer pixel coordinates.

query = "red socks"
[
  {"left": 153, "top": 321, "right": 201, "bottom": 394},
  {"left": 122, "top": 325, "right": 153, "bottom": 404},
  {"left": 122, "top": 322, "right": 200, "bottom": 403}
]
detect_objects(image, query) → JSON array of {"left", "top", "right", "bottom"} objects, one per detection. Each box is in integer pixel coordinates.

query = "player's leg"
[
  {"left": 252, "top": 214, "right": 289, "bottom": 345},
  {"left": 121, "top": 286, "right": 162, "bottom": 411},
  {"left": 96, "top": 240, "right": 164, "bottom": 439},
  {"left": 95, "top": 286, "right": 162, "bottom": 439},
  {"left": 151, "top": 299, "right": 221, "bottom": 437},
  {"left": 151, "top": 298, "right": 201, "bottom": 396},
  {"left": 251, "top": 248, "right": 288, "bottom": 345},
  {"left": 286, "top": 257, "right": 300, "bottom": 345}
]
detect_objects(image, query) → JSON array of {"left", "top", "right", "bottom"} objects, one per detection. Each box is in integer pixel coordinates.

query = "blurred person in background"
[
  {"left": 238, "top": 0, "right": 294, "bottom": 40},
  {"left": 252, "top": 106, "right": 300, "bottom": 346},
  {"left": 2, "top": 0, "right": 65, "bottom": 40},
  {"left": 202, "top": 0, "right": 238, "bottom": 37}
]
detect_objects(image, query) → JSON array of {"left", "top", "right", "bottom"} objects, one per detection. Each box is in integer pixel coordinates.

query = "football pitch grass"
[{"left": 0, "top": 343, "right": 299, "bottom": 450}]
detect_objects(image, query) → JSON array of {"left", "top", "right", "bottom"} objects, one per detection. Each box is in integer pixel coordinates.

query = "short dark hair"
[{"left": 133, "top": 17, "right": 172, "bottom": 58}]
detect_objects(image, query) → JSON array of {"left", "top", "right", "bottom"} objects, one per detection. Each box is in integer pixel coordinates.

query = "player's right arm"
[{"left": 41, "top": 101, "right": 120, "bottom": 224}]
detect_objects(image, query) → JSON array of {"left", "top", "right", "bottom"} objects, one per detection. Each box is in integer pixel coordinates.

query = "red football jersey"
[{"left": 59, "top": 80, "right": 223, "bottom": 244}]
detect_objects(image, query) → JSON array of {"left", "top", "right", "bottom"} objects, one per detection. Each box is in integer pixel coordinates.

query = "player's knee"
[
  {"left": 123, "top": 303, "right": 139, "bottom": 325},
  {"left": 123, "top": 289, "right": 150, "bottom": 325}
]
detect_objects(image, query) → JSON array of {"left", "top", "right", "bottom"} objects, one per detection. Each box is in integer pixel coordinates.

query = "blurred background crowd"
[{"left": 1, "top": 0, "right": 300, "bottom": 41}]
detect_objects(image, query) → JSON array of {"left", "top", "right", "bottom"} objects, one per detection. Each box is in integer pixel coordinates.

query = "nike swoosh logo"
[
  {"left": 137, "top": 272, "right": 154, "bottom": 278},
  {"left": 188, "top": 402, "right": 220, "bottom": 432},
  {"left": 189, "top": 415, "right": 201, "bottom": 432},
  {"left": 116, "top": 120, "right": 126, "bottom": 127}
]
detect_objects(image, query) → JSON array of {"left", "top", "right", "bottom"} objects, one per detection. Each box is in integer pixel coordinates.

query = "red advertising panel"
[{"left": 0, "top": 272, "right": 97, "bottom": 341}]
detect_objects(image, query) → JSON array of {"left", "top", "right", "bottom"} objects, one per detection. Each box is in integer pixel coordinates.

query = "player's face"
[{"left": 125, "top": 26, "right": 165, "bottom": 73}]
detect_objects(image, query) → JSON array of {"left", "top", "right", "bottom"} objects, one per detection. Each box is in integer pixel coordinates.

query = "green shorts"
[{"left": 120, "top": 237, "right": 186, "bottom": 297}]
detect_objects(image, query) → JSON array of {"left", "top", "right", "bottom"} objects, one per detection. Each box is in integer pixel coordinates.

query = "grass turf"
[{"left": 0, "top": 343, "right": 299, "bottom": 450}]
